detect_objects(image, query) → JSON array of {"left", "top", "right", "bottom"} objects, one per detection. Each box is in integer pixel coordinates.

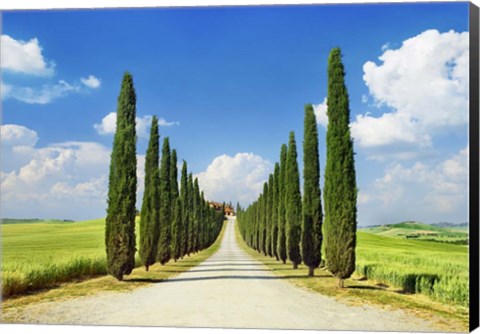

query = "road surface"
[{"left": 10, "top": 217, "right": 438, "bottom": 331}]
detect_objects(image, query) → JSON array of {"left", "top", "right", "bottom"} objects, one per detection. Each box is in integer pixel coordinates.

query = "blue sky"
[{"left": 1, "top": 2, "right": 470, "bottom": 224}]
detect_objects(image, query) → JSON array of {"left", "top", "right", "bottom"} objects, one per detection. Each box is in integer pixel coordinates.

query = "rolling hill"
[{"left": 361, "top": 221, "right": 468, "bottom": 244}]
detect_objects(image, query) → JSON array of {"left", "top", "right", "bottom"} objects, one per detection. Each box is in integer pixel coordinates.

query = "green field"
[
  {"left": 356, "top": 230, "right": 468, "bottom": 306},
  {"left": 1, "top": 218, "right": 134, "bottom": 297},
  {"left": 362, "top": 221, "right": 468, "bottom": 244}
]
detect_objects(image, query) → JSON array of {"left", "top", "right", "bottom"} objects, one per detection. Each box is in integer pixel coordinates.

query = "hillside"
[
  {"left": 2, "top": 218, "right": 75, "bottom": 224},
  {"left": 361, "top": 221, "right": 468, "bottom": 244}
]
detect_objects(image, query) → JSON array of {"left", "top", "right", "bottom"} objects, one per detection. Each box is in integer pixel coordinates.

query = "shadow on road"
[{"left": 125, "top": 274, "right": 320, "bottom": 284}]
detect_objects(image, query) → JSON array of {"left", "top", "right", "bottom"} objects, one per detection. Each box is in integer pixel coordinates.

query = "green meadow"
[
  {"left": 2, "top": 218, "right": 126, "bottom": 297},
  {"left": 356, "top": 230, "right": 468, "bottom": 306},
  {"left": 362, "top": 221, "right": 468, "bottom": 244}
]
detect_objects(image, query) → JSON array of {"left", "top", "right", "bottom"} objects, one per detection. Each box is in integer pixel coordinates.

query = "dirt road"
[{"left": 11, "top": 217, "right": 438, "bottom": 331}]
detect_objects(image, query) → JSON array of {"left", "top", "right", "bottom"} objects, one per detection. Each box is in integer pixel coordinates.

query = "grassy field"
[
  {"left": 356, "top": 232, "right": 468, "bottom": 306},
  {"left": 1, "top": 218, "right": 225, "bottom": 298},
  {"left": 234, "top": 223, "right": 469, "bottom": 332},
  {"left": 2, "top": 218, "right": 111, "bottom": 297},
  {"left": 362, "top": 221, "right": 468, "bottom": 244},
  {"left": 2, "top": 219, "right": 75, "bottom": 224}
]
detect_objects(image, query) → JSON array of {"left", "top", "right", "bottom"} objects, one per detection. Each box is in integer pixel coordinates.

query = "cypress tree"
[
  {"left": 139, "top": 116, "right": 160, "bottom": 271},
  {"left": 180, "top": 161, "right": 189, "bottom": 258},
  {"left": 105, "top": 72, "right": 137, "bottom": 281},
  {"left": 271, "top": 163, "right": 280, "bottom": 260},
  {"left": 302, "top": 104, "right": 323, "bottom": 277},
  {"left": 172, "top": 197, "right": 183, "bottom": 261},
  {"left": 266, "top": 173, "right": 274, "bottom": 257},
  {"left": 200, "top": 194, "right": 205, "bottom": 249},
  {"left": 157, "top": 137, "right": 172, "bottom": 265},
  {"left": 170, "top": 149, "right": 179, "bottom": 201},
  {"left": 187, "top": 173, "right": 195, "bottom": 255},
  {"left": 170, "top": 149, "right": 182, "bottom": 261},
  {"left": 193, "top": 178, "right": 201, "bottom": 253},
  {"left": 276, "top": 144, "right": 288, "bottom": 264},
  {"left": 285, "top": 131, "right": 302, "bottom": 269},
  {"left": 323, "top": 48, "right": 357, "bottom": 287}
]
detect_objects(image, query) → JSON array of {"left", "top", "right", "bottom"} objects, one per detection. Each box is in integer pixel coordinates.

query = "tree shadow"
[
  {"left": 190, "top": 268, "right": 270, "bottom": 273},
  {"left": 347, "top": 285, "right": 385, "bottom": 290},
  {"left": 195, "top": 263, "right": 265, "bottom": 267},
  {"left": 126, "top": 274, "right": 313, "bottom": 284},
  {"left": 124, "top": 277, "right": 166, "bottom": 283}
]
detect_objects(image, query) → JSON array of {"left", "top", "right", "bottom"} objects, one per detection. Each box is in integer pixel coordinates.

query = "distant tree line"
[
  {"left": 237, "top": 48, "right": 357, "bottom": 287},
  {"left": 105, "top": 72, "right": 224, "bottom": 281}
]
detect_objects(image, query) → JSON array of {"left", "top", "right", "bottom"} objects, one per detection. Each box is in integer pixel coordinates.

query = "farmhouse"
[{"left": 208, "top": 201, "right": 236, "bottom": 216}]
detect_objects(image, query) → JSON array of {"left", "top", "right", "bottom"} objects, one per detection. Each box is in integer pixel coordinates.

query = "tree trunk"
[
  {"left": 338, "top": 278, "right": 344, "bottom": 288},
  {"left": 282, "top": 259, "right": 286, "bottom": 264},
  {"left": 293, "top": 262, "right": 298, "bottom": 269},
  {"left": 145, "top": 265, "right": 149, "bottom": 272},
  {"left": 308, "top": 266, "right": 314, "bottom": 277}
]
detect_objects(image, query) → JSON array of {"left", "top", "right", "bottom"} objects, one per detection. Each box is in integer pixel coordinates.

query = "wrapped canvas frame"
[
  {"left": 0, "top": 1, "right": 480, "bottom": 333},
  {"left": 469, "top": 2, "right": 479, "bottom": 332}
]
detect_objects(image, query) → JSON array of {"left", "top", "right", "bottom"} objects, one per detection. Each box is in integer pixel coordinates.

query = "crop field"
[
  {"left": 362, "top": 221, "right": 468, "bottom": 244},
  {"left": 1, "top": 218, "right": 140, "bottom": 298},
  {"left": 356, "top": 231, "right": 468, "bottom": 306}
]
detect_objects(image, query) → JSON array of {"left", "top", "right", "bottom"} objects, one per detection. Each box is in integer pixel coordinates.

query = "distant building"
[{"left": 208, "top": 201, "right": 235, "bottom": 216}]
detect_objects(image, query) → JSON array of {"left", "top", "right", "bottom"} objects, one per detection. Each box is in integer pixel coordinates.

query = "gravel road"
[{"left": 11, "top": 217, "right": 438, "bottom": 331}]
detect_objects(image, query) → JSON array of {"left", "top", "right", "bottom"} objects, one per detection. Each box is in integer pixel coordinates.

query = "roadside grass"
[
  {"left": 1, "top": 221, "right": 226, "bottom": 323},
  {"left": 356, "top": 233, "right": 468, "bottom": 307},
  {"left": 2, "top": 218, "right": 115, "bottom": 298},
  {"left": 234, "top": 223, "right": 468, "bottom": 333}
]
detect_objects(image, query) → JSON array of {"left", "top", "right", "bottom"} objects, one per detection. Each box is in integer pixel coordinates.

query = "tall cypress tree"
[
  {"left": 266, "top": 173, "right": 274, "bottom": 257},
  {"left": 105, "top": 72, "right": 137, "bottom": 281},
  {"left": 172, "top": 197, "right": 183, "bottom": 261},
  {"left": 170, "top": 149, "right": 182, "bottom": 261},
  {"left": 271, "top": 162, "right": 280, "bottom": 260},
  {"left": 139, "top": 116, "right": 160, "bottom": 271},
  {"left": 302, "top": 104, "right": 323, "bottom": 276},
  {"left": 200, "top": 191, "right": 207, "bottom": 250},
  {"left": 285, "top": 131, "right": 302, "bottom": 269},
  {"left": 180, "top": 161, "right": 189, "bottom": 258},
  {"left": 187, "top": 173, "right": 195, "bottom": 255},
  {"left": 276, "top": 144, "right": 288, "bottom": 264},
  {"left": 157, "top": 137, "right": 172, "bottom": 265},
  {"left": 193, "top": 178, "right": 201, "bottom": 253},
  {"left": 323, "top": 48, "right": 357, "bottom": 287},
  {"left": 170, "top": 149, "right": 179, "bottom": 201}
]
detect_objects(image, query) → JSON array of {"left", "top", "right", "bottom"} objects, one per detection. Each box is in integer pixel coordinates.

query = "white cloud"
[
  {"left": 352, "top": 29, "right": 468, "bottom": 154},
  {"left": 158, "top": 118, "right": 179, "bottom": 127},
  {"left": 94, "top": 112, "right": 178, "bottom": 138},
  {"left": 1, "top": 124, "right": 109, "bottom": 219},
  {"left": 1, "top": 124, "right": 38, "bottom": 147},
  {"left": 81, "top": 75, "right": 101, "bottom": 89},
  {"left": 195, "top": 152, "right": 272, "bottom": 206},
  {"left": 1, "top": 35, "right": 101, "bottom": 104},
  {"left": 2, "top": 80, "right": 81, "bottom": 104},
  {"left": 351, "top": 112, "right": 432, "bottom": 148},
  {"left": 1, "top": 123, "right": 149, "bottom": 220},
  {"left": 360, "top": 146, "right": 468, "bottom": 223},
  {"left": 93, "top": 112, "right": 117, "bottom": 135},
  {"left": 313, "top": 98, "right": 328, "bottom": 128},
  {"left": 1, "top": 34, "right": 55, "bottom": 76}
]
